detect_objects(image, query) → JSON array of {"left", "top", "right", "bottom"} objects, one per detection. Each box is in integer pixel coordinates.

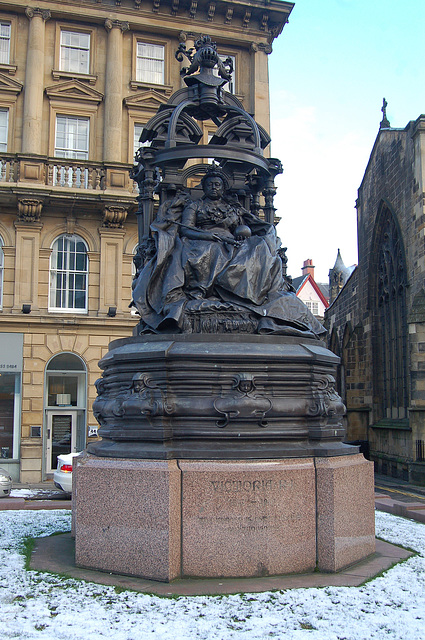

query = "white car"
[
  {"left": 0, "top": 468, "right": 12, "bottom": 498},
  {"left": 53, "top": 452, "right": 81, "bottom": 494}
]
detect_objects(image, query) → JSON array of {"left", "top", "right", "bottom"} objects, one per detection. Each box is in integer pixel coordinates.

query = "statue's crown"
[{"left": 201, "top": 163, "right": 230, "bottom": 190}]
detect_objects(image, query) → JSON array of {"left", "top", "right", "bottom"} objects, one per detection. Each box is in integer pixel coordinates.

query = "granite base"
[{"left": 74, "top": 453, "right": 375, "bottom": 581}]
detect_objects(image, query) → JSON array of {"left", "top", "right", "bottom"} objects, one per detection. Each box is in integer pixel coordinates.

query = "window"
[
  {"left": 54, "top": 115, "right": 89, "bottom": 187},
  {"left": 305, "top": 301, "right": 319, "bottom": 315},
  {"left": 214, "top": 55, "right": 235, "bottom": 94},
  {"left": 372, "top": 206, "right": 409, "bottom": 420},
  {"left": 0, "top": 236, "right": 3, "bottom": 309},
  {"left": 0, "top": 22, "right": 10, "bottom": 65},
  {"left": 55, "top": 115, "right": 89, "bottom": 160},
  {"left": 0, "top": 333, "right": 22, "bottom": 461},
  {"left": 60, "top": 30, "right": 90, "bottom": 74},
  {"left": 133, "top": 122, "right": 151, "bottom": 159},
  {"left": 134, "top": 123, "right": 144, "bottom": 158},
  {"left": 49, "top": 235, "right": 88, "bottom": 312},
  {"left": 0, "top": 108, "right": 8, "bottom": 152},
  {"left": 136, "top": 42, "right": 164, "bottom": 84}
]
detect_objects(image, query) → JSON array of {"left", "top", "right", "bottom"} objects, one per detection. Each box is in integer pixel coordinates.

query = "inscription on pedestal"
[
  {"left": 210, "top": 478, "right": 294, "bottom": 492},
  {"left": 181, "top": 460, "right": 316, "bottom": 577}
]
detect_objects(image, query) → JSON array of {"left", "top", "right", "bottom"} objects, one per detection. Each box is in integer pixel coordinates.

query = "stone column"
[
  {"left": 103, "top": 20, "right": 129, "bottom": 163},
  {"left": 98, "top": 208, "right": 128, "bottom": 314},
  {"left": 22, "top": 8, "right": 50, "bottom": 155},
  {"left": 250, "top": 42, "right": 272, "bottom": 143},
  {"left": 13, "top": 200, "right": 44, "bottom": 311}
]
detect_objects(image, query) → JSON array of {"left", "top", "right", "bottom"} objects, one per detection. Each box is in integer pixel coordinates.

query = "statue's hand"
[{"left": 212, "top": 234, "right": 242, "bottom": 248}]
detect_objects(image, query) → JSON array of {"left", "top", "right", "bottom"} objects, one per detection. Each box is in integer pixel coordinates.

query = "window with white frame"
[
  {"left": 136, "top": 42, "right": 164, "bottom": 84},
  {"left": 55, "top": 115, "right": 89, "bottom": 159},
  {"left": 214, "top": 55, "right": 235, "bottom": 94},
  {"left": 0, "top": 108, "right": 8, "bottom": 152},
  {"left": 0, "top": 236, "right": 4, "bottom": 309},
  {"left": 133, "top": 122, "right": 151, "bottom": 159},
  {"left": 0, "top": 22, "right": 11, "bottom": 65},
  {"left": 131, "top": 244, "right": 140, "bottom": 315},
  {"left": 54, "top": 115, "right": 89, "bottom": 187},
  {"left": 305, "top": 301, "right": 319, "bottom": 315},
  {"left": 60, "top": 30, "right": 90, "bottom": 74},
  {"left": 134, "top": 123, "right": 144, "bottom": 158},
  {"left": 49, "top": 235, "right": 88, "bottom": 312}
]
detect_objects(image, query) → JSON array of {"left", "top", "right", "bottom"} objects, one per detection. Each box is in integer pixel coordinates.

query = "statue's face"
[
  {"left": 203, "top": 176, "right": 224, "bottom": 200},
  {"left": 239, "top": 380, "right": 252, "bottom": 393}
]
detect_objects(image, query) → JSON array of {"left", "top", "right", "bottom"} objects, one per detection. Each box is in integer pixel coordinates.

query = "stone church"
[{"left": 325, "top": 105, "right": 425, "bottom": 484}]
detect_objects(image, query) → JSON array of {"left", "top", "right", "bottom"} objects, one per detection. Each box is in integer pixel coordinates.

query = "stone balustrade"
[{"left": 0, "top": 154, "right": 138, "bottom": 194}]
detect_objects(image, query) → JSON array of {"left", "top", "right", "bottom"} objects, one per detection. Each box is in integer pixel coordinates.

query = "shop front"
[
  {"left": 0, "top": 333, "right": 23, "bottom": 481},
  {"left": 44, "top": 353, "right": 87, "bottom": 476}
]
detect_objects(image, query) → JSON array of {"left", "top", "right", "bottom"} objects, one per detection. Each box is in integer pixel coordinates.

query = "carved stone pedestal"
[
  {"left": 74, "top": 453, "right": 375, "bottom": 580},
  {"left": 74, "top": 334, "right": 375, "bottom": 581}
]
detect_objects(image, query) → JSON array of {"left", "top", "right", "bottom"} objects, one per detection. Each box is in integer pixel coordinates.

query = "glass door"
[
  {"left": 46, "top": 410, "right": 77, "bottom": 473},
  {"left": 44, "top": 353, "right": 87, "bottom": 476}
]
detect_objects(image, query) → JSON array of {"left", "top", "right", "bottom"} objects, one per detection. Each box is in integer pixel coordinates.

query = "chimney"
[{"left": 302, "top": 259, "right": 314, "bottom": 279}]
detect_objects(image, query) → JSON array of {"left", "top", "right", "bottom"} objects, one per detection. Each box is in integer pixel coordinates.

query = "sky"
[{"left": 269, "top": 0, "right": 425, "bottom": 283}]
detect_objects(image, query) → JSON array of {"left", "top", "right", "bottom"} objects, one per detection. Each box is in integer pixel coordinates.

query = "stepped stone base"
[{"left": 74, "top": 452, "right": 375, "bottom": 581}]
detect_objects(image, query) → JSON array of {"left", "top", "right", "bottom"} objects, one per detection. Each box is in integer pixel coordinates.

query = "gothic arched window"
[{"left": 372, "top": 204, "right": 408, "bottom": 420}]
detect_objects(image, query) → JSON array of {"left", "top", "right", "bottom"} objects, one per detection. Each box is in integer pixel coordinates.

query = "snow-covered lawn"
[{"left": 1, "top": 509, "right": 424, "bottom": 640}]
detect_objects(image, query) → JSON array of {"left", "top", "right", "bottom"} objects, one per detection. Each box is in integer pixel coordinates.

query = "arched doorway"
[{"left": 44, "top": 352, "right": 87, "bottom": 474}]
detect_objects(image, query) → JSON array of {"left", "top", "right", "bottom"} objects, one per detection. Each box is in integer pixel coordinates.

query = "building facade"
[
  {"left": 292, "top": 258, "right": 329, "bottom": 321},
  {"left": 0, "top": 0, "right": 293, "bottom": 481},
  {"left": 325, "top": 113, "right": 425, "bottom": 484}
]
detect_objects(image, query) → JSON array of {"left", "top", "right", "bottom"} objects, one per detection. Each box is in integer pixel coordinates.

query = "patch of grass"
[{"left": 22, "top": 537, "right": 36, "bottom": 570}]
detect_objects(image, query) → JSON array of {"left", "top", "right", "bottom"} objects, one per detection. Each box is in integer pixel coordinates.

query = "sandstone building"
[
  {"left": 325, "top": 110, "right": 425, "bottom": 484},
  {"left": 0, "top": 0, "right": 293, "bottom": 481}
]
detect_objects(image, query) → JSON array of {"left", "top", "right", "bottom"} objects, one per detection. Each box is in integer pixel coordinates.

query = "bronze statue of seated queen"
[{"left": 132, "top": 165, "right": 324, "bottom": 338}]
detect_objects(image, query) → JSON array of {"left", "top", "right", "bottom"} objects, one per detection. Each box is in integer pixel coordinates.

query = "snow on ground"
[
  {"left": 9, "top": 489, "right": 42, "bottom": 498},
  {"left": 1, "top": 510, "right": 424, "bottom": 640}
]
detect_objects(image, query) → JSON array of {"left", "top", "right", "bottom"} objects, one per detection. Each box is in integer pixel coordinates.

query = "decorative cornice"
[
  {"left": 189, "top": 1, "right": 198, "bottom": 19},
  {"left": 224, "top": 7, "right": 233, "bottom": 24},
  {"left": 242, "top": 9, "right": 251, "bottom": 28}
]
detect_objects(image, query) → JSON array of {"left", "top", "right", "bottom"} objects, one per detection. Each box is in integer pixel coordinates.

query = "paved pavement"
[
  {"left": 1, "top": 480, "right": 72, "bottom": 511},
  {"left": 30, "top": 533, "right": 412, "bottom": 596},
  {"left": 374, "top": 473, "right": 425, "bottom": 523}
]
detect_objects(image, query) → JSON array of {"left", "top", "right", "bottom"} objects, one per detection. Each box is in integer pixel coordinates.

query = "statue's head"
[{"left": 201, "top": 165, "right": 229, "bottom": 199}]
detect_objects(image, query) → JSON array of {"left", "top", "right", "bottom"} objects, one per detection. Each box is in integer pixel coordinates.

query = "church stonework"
[{"left": 326, "top": 113, "right": 425, "bottom": 484}]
